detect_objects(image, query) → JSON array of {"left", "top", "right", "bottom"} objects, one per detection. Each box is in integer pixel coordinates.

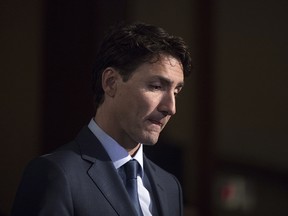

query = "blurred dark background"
[{"left": 1, "top": 0, "right": 288, "bottom": 215}]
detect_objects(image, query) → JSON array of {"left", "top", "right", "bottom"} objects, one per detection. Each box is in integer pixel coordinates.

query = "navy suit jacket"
[{"left": 12, "top": 126, "right": 183, "bottom": 216}]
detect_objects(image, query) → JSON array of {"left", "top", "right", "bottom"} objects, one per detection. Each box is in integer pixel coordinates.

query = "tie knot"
[{"left": 124, "top": 160, "right": 139, "bottom": 180}]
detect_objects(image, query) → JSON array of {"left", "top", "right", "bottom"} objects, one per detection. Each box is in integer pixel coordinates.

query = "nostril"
[{"left": 160, "top": 110, "right": 169, "bottom": 116}]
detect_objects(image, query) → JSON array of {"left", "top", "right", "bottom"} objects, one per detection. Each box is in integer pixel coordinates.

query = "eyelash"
[
  {"left": 149, "top": 85, "right": 180, "bottom": 97},
  {"left": 149, "top": 85, "right": 162, "bottom": 90}
]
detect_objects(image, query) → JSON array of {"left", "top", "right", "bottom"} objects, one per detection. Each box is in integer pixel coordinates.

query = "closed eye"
[
  {"left": 149, "top": 84, "right": 162, "bottom": 91},
  {"left": 174, "top": 87, "right": 183, "bottom": 97}
]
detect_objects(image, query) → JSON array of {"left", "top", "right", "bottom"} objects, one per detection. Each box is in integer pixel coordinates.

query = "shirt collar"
[{"left": 88, "top": 118, "right": 144, "bottom": 177}]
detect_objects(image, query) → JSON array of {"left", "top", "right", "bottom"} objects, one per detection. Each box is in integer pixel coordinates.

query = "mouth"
[{"left": 148, "top": 119, "right": 164, "bottom": 128}]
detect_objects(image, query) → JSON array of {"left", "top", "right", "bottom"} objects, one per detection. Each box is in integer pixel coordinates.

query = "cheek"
[
  {"left": 136, "top": 94, "right": 159, "bottom": 115},
  {"left": 118, "top": 88, "right": 159, "bottom": 117}
]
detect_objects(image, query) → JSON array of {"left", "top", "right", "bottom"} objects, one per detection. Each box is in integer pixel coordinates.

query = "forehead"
[{"left": 131, "top": 55, "right": 184, "bottom": 82}]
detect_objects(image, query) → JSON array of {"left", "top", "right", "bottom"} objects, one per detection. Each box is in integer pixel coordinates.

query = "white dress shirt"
[{"left": 88, "top": 119, "right": 152, "bottom": 216}]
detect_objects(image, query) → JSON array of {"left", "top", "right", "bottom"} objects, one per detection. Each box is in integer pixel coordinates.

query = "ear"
[{"left": 101, "top": 67, "right": 120, "bottom": 97}]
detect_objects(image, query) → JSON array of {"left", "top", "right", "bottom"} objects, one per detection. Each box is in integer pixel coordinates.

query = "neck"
[
  {"left": 94, "top": 108, "right": 141, "bottom": 156},
  {"left": 128, "top": 144, "right": 141, "bottom": 157}
]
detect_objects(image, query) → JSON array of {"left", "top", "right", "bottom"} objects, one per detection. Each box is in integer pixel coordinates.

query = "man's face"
[{"left": 110, "top": 55, "right": 184, "bottom": 148}]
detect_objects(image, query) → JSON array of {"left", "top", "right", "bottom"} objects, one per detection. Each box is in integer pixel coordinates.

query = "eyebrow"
[{"left": 151, "top": 75, "right": 184, "bottom": 88}]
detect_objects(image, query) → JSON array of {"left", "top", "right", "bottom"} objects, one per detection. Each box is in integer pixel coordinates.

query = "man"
[{"left": 12, "top": 22, "right": 192, "bottom": 216}]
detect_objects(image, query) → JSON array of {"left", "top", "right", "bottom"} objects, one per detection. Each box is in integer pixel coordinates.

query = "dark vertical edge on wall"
[
  {"left": 194, "top": 0, "right": 216, "bottom": 216},
  {"left": 42, "top": 0, "right": 129, "bottom": 153}
]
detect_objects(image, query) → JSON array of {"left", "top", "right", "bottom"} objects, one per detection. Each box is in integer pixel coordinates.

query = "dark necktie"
[{"left": 124, "top": 160, "right": 143, "bottom": 216}]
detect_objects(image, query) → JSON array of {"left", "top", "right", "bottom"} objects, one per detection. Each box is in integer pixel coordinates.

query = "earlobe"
[{"left": 102, "top": 67, "right": 119, "bottom": 97}]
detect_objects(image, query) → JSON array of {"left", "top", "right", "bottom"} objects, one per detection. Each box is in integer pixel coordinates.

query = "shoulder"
[
  {"left": 31, "top": 139, "right": 92, "bottom": 176},
  {"left": 20, "top": 141, "right": 78, "bottom": 181},
  {"left": 42, "top": 140, "right": 81, "bottom": 165}
]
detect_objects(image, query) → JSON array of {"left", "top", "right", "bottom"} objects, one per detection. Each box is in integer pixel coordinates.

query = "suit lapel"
[
  {"left": 75, "top": 127, "right": 137, "bottom": 216},
  {"left": 88, "top": 159, "right": 136, "bottom": 215},
  {"left": 144, "top": 156, "right": 169, "bottom": 216}
]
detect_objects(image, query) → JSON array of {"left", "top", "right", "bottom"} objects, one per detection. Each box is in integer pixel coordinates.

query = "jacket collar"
[{"left": 75, "top": 126, "right": 138, "bottom": 216}]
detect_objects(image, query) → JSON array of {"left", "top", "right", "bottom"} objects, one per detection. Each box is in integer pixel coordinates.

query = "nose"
[{"left": 158, "top": 92, "right": 176, "bottom": 116}]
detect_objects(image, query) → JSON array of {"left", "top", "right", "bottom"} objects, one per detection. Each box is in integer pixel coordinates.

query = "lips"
[{"left": 148, "top": 119, "right": 164, "bottom": 128}]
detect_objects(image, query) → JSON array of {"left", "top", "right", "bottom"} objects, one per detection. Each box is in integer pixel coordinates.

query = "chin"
[
  {"left": 141, "top": 136, "right": 159, "bottom": 146},
  {"left": 135, "top": 130, "right": 160, "bottom": 145},
  {"left": 142, "top": 142, "right": 158, "bottom": 146}
]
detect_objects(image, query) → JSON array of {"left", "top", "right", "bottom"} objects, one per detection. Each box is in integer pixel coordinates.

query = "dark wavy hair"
[{"left": 92, "top": 22, "right": 192, "bottom": 109}]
